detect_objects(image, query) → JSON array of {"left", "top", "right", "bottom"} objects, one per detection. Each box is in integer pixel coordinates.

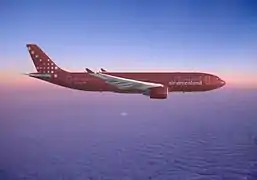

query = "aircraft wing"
[{"left": 87, "top": 71, "right": 164, "bottom": 91}]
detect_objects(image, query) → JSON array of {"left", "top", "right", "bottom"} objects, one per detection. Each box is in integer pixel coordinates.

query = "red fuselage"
[{"left": 30, "top": 71, "right": 225, "bottom": 93}]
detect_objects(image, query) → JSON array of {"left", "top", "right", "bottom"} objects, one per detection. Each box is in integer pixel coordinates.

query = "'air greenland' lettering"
[{"left": 169, "top": 81, "right": 203, "bottom": 85}]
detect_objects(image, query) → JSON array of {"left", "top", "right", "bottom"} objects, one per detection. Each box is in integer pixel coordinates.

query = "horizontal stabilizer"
[{"left": 28, "top": 73, "right": 51, "bottom": 78}]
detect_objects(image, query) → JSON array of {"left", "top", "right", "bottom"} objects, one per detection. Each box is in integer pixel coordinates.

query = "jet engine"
[{"left": 143, "top": 87, "right": 168, "bottom": 99}]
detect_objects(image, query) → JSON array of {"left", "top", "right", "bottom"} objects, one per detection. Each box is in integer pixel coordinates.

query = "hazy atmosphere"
[
  {"left": 1, "top": 0, "right": 257, "bottom": 87},
  {"left": 1, "top": 0, "right": 257, "bottom": 179}
]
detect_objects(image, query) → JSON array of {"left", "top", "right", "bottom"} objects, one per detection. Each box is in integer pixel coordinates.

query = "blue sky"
[
  {"left": 1, "top": 2, "right": 257, "bottom": 178},
  {"left": 1, "top": 0, "right": 257, "bottom": 75}
]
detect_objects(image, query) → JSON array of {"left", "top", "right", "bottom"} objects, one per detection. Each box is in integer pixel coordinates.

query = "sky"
[
  {"left": 1, "top": 1, "right": 257, "bottom": 179},
  {"left": 0, "top": 0, "right": 257, "bottom": 87}
]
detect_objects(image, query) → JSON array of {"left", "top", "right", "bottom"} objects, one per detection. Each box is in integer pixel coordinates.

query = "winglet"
[
  {"left": 85, "top": 68, "right": 94, "bottom": 74},
  {"left": 101, "top": 68, "right": 107, "bottom": 72}
]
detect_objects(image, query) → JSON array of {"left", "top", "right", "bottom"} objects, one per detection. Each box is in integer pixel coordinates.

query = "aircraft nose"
[{"left": 220, "top": 79, "right": 226, "bottom": 86}]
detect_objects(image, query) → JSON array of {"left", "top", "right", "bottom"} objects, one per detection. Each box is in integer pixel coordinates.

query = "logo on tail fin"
[{"left": 26, "top": 44, "right": 63, "bottom": 77}]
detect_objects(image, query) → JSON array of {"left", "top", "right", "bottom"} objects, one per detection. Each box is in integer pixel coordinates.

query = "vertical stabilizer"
[{"left": 26, "top": 44, "right": 66, "bottom": 74}]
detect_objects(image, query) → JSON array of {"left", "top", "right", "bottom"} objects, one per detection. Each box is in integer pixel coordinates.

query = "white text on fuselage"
[{"left": 168, "top": 81, "right": 203, "bottom": 86}]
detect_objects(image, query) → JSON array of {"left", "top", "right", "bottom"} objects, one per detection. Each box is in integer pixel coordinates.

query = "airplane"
[{"left": 25, "top": 44, "right": 226, "bottom": 99}]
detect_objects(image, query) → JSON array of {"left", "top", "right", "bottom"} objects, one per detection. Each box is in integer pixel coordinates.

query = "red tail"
[{"left": 26, "top": 44, "right": 66, "bottom": 74}]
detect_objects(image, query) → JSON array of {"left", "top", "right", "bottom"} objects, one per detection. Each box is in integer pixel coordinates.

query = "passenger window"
[
  {"left": 174, "top": 76, "right": 180, "bottom": 82},
  {"left": 191, "top": 76, "right": 201, "bottom": 82}
]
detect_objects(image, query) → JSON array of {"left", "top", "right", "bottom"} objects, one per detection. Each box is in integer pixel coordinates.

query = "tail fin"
[{"left": 26, "top": 44, "right": 65, "bottom": 74}]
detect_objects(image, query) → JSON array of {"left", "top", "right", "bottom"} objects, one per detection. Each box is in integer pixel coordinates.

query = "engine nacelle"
[{"left": 143, "top": 87, "right": 168, "bottom": 99}]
